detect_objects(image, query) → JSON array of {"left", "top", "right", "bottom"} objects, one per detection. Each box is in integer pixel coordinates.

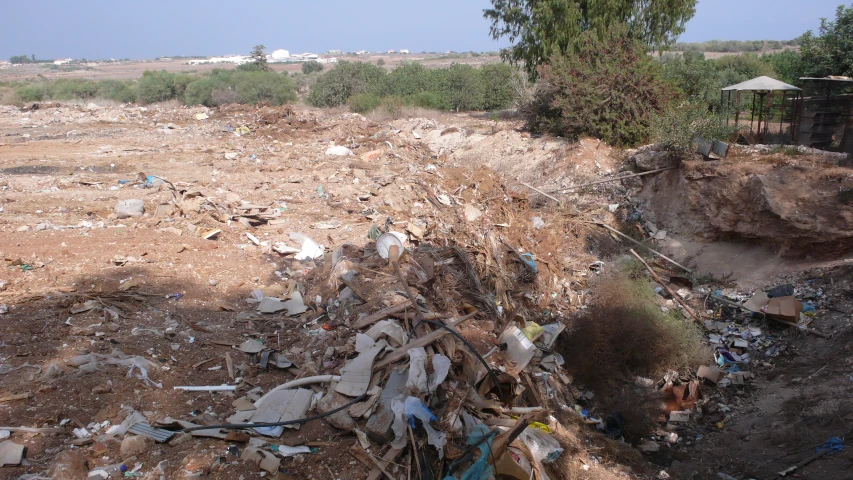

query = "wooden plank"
[
  {"left": 373, "top": 311, "right": 477, "bottom": 370},
  {"left": 353, "top": 302, "right": 410, "bottom": 329},
  {"left": 630, "top": 249, "right": 699, "bottom": 322}
]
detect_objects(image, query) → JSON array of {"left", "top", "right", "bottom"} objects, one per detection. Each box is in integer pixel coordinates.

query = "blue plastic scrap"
[
  {"left": 443, "top": 424, "right": 495, "bottom": 480},
  {"left": 815, "top": 437, "right": 844, "bottom": 455},
  {"left": 519, "top": 253, "right": 537, "bottom": 273}
]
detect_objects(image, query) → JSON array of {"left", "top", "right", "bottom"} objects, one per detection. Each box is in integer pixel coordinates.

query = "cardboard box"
[
  {"left": 765, "top": 296, "right": 803, "bottom": 323},
  {"left": 697, "top": 365, "right": 727, "bottom": 384}
]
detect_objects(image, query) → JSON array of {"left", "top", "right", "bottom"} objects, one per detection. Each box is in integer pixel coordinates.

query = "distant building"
[
  {"left": 399, "top": 49, "right": 410, "bottom": 54},
  {"left": 53, "top": 58, "right": 72, "bottom": 65},
  {"left": 271, "top": 49, "right": 290, "bottom": 62},
  {"left": 328, "top": 49, "right": 342, "bottom": 55},
  {"left": 355, "top": 50, "right": 368, "bottom": 55},
  {"left": 300, "top": 53, "right": 319, "bottom": 60},
  {"left": 387, "top": 50, "right": 396, "bottom": 54},
  {"left": 317, "top": 58, "right": 338, "bottom": 64}
]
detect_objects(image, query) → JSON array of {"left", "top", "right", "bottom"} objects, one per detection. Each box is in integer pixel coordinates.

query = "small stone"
[
  {"left": 34, "top": 223, "right": 49, "bottom": 231},
  {"left": 16, "top": 226, "right": 30, "bottom": 232},
  {"left": 464, "top": 204, "right": 482, "bottom": 222},
  {"left": 115, "top": 199, "right": 145, "bottom": 219},
  {"left": 168, "top": 432, "right": 192, "bottom": 447},
  {"left": 92, "top": 382, "right": 112, "bottom": 395},
  {"left": 208, "top": 279, "right": 217, "bottom": 286},
  {"left": 120, "top": 434, "right": 152, "bottom": 459}
]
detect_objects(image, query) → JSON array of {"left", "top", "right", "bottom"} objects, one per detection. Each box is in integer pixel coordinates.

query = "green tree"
[
  {"left": 799, "top": 3, "right": 853, "bottom": 77},
  {"left": 302, "top": 61, "right": 324, "bottom": 74},
  {"left": 484, "top": 0, "right": 698, "bottom": 76},
  {"left": 376, "top": 58, "right": 386, "bottom": 66},
  {"left": 524, "top": 26, "right": 673, "bottom": 146},
  {"left": 31, "top": 54, "right": 35, "bottom": 62},
  {"left": 238, "top": 45, "right": 271, "bottom": 72},
  {"left": 660, "top": 51, "right": 717, "bottom": 101},
  {"left": 761, "top": 50, "right": 803, "bottom": 85},
  {"left": 437, "top": 63, "right": 484, "bottom": 111},
  {"left": 9, "top": 55, "right": 32, "bottom": 64},
  {"left": 479, "top": 63, "right": 519, "bottom": 110}
]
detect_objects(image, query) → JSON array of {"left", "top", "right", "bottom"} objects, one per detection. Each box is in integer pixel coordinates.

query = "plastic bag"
[{"left": 405, "top": 396, "right": 447, "bottom": 459}]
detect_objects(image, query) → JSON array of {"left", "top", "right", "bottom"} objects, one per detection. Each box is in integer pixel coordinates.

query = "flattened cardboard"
[
  {"left": 743, "top": 291, "right": 770, "bottom": 313},
  {"left": 765, "top": 296, "right": 802, "bottom": 323}
]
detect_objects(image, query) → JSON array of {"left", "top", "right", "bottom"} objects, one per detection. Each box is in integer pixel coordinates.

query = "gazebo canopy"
[{"left": 722, "top": 76, "right": 801, "bottom": 92}]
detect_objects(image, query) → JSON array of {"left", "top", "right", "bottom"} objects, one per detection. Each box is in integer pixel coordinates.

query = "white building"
[
  {"left": 53, "top": 58, "right": 72, "bottom": 65},
  {"left": 387, "top": 50, "right": 396, "bottom": 54},
  {"left": 271, "top": 49, "right": 290, "bottom": 62},
  {"left": 328, "top": 49, "right": 342, "bottom": 55},
  {"left": 399, "top": 49, "right": 410, "bottom": 54}
]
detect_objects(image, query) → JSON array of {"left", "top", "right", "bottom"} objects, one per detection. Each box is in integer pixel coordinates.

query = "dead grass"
[
  {"left": 365, "top": 106, "right": 456, "bottom": 124},
  {"left": 0, "top": 86, "right": 14, "bottom": 106},
  {"left": 559, "top": 270, "right": 708, "bottom": 439}
]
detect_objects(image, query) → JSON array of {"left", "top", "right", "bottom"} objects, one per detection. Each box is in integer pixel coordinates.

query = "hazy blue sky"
[{"left": 0, "top": 0, "right": 847, "bottom": 60}]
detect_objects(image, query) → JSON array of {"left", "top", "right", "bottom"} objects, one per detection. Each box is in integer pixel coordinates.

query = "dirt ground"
[{"left": 1, "top": 102, "right": 851, "bottom": 480}]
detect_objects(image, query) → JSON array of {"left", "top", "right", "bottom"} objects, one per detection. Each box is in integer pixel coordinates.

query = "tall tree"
[
  {"left": 239, "top": 45, "right": 271, "bottom": 72},
  {"left": 484, "top": 0, "right": 697, "bottom": 76},
  {"left": 799, "top": 3, "right": 853, "bottom": 77}
]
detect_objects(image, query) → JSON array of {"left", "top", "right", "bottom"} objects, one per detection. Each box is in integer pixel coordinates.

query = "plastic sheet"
[{"left": 405, "top": 396, "right": 447, "bottom": 459}]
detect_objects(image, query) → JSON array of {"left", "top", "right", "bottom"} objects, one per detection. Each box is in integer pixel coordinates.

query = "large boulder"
[
  {"left": 47, "top": 450, "right": 88, "bottom": 480},
  {"left": 630, "top": 149, "right": 681, "bottom": 171}
]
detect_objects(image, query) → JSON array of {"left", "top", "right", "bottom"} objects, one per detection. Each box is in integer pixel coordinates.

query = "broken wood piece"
[
  {"left": 388, "top": 245, "right": 427, "bottom": 334},
  {"left": 353, "top": 301, "right": 411, "bottom": 329},
  {"left": 373, "top": 311, "right": 477, "bottom": 370},
  {"left": 629, "top": 249, "right": 699, "bottom": 322},
  {"left": 599, "top": 223, "right": 692, "bottom": 273},
  {"left": 0, "top": 392, "right": 32, "bottom": 404},
  {"left": 365, "top": 447, "right": 404, "bottom": 480},
  {"left": 520, "top": 182, "right": 562, "bottom": 205},
  {"left": 192, "top": 358, "right": 215, "bottom": 369},
  {"left": 226, "top": 352, "right": 234, "bottom": 380}
]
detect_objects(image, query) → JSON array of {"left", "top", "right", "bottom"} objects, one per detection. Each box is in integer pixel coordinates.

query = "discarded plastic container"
[{"left": 499, "top": 326, "right": 537, "bottom": 371}]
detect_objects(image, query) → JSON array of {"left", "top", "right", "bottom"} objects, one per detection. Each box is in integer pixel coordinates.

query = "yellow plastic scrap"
[
  {"left": 521, "top": 322, "right": 544, "bottom": 341},
  {"left": 527, "top": 422, "right": 552, "bottom": 433},
  {"left": 235, "top": 126, "right": 251, "bottom": 135}
]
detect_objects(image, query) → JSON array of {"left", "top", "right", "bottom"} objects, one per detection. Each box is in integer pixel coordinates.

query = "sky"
[{"left": 0, "top": 0, "right": 847, "bottom": 60}]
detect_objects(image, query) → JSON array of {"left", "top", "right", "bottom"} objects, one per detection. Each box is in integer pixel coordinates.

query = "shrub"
[
  {"left": 436, "top": 63, "right": 484, "bottom": 111},
  {"left": 479, "top": 63, "right": 518, "bottom": 110},
  {"left": 184, "top": 78, "right": 216, "bottom": 106},
  {"left": 407, "top": 91, "right": 444, "bottom": 110},
  {"left": 14, "top": 85, "right": 47, "bottom": 103},
  {"left": 308, "top": 61, "right": 387, "bottom": 107},
  {"left": 386, "top": 62, "right": 434, "bottom": 97},
  {"left": 651, "top": 101, "right": 741, "bottom": 153},
  {"left": 231, "top": 71, "right": 297, "bottom": 105},
  {"left": 302, "top": 61, "right": 324, "bottom": 74},
  {"left": 526, "top": 27, "right": 673, "bottom": 146},
  {"left": 137, "top": 70, "right": 194, "bottom": 104},
  {"left": 184, "top": 70, "right": 297, "bottom": 106},
  {"left": 96, "top": 80, "right": 136, "bottom": 103},
  {"left": 559, "top": 269, "right": 707, "bottom": 439},
  {"left": 49, "top": 79, "right": 99, "bottom": 100},
  {"left": 347, "top": 93, "right": 381, "bottom": 113},
  {"left": 376, "top": 59, "right": 386, "bottom": 67},
  {"left": 379, "top": 96, "right": 404, "bottom": 117}
]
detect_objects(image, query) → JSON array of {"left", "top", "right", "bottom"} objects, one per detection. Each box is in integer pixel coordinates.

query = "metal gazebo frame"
[{"left": 720, "top": 76, "right": 802, "bottom": 143}]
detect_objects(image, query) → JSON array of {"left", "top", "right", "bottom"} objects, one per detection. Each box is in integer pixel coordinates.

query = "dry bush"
[
  {"left": 0, "top": 87, "right": 15, "bottom": 106},
  {"left": 559, "top": 270, "right": 707, "bottom": 439}
]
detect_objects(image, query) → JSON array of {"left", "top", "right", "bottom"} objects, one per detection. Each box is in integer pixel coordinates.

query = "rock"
[
  {"left": 168, "top": 432, "right": 193, "bottom": 447},
  {"left": 34, "top": 223, "right": 49, "bottom": 231},
  {"left": 16, "top": 225, "right": 30, "bottom": 232},
  {"left": 47, "top": 450, "right": 88, "bottom": 480},
  {"left": 325, "top": 145, "right": 353, "bottom": 156},
  {"left": 92, "top": 382, "right": 112, "bottom": 394},
  {"left": 86, "top": 103, "right": 100, "bottom": 111},
  {"left": 463, "top": 204, "right": 482, "bottom": 222},
  {"left": 316, "top": 384, "right": 357, "bottom": 431},
  {"left": 630, "top": 150, "right": 679, "bottom": 171},
  {"left": 115, "top": 199, "right": 144, "bottom": 219},
  {"left": 637, "top": 440, "right": 660, "bottom": 453},
  {"left": 120, "top": 434, "right": 152, "bottom": 459}
]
